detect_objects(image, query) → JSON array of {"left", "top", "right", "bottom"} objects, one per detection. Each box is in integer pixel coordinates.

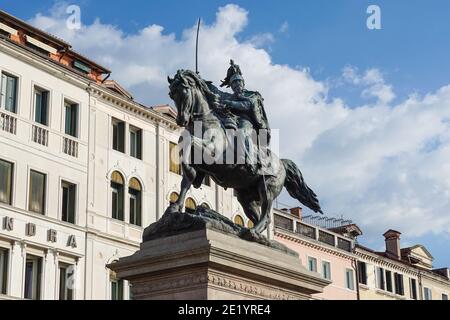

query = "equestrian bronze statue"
[{"left": 167, "top": 60, "right": 322, "bottom": 234}]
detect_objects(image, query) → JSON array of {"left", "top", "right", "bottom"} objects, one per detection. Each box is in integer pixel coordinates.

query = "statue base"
[{"left": 108, "top": 208, "right": 330, "bottom": 300}]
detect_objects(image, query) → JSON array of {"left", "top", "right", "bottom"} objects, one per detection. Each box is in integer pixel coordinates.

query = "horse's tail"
[{"left": 281, "top": 159, "right": 323, "bottom": 214}]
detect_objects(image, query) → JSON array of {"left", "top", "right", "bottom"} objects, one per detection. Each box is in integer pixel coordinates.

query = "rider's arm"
[{"left": 223, "top": 99, "right": 252, "bottom": 112}]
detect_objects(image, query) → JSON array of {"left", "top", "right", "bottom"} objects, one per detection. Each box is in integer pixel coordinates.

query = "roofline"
[
  {"left": 0, "top": 9, "right": 70, "bottom": 48},
  {"left": 0, "top": 10, "right": 111, "bottom": 74}
]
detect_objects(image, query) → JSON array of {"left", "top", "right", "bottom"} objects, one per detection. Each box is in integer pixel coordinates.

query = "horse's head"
[{"left": 168, "top": 70, "right": 200, "bottom": 127}]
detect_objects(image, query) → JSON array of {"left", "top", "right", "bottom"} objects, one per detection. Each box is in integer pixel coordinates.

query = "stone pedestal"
[{"left": 108, "top": 227, "right": 330, "bottom": 300}]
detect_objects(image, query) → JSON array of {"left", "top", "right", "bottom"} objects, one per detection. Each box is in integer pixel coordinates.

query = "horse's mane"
[{"left": 175, "top": 70, "right": 220, "bottom": 107}]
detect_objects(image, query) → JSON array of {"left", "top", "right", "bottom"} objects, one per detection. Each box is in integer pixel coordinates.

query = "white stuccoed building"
[{"left": 0, "top": 10, "right": 248, "bottom": 300}]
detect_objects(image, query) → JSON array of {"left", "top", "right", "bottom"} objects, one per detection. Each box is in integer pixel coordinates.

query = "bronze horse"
[{"left": 167, "top": 70, "right": 322, "bottom": 233}]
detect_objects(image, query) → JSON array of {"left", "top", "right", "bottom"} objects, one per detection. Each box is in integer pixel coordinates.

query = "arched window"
[
  {"left": 111, "top": 171, "right": 124, "bottom": 221},
  {"left": 200, "top": 202, "right": 210, "bottom": 209},
  {"left": 247, "top": 220, "right": 254, "bottom": 229},
  {"left": 129, "top": 178, "right": 142, "bottom": 227},
  {"left": 185, "top": 197, "right": 196, "bottom": 214},
  {"left": 169, "top": 192, "right": 179, "bottom": 204},
  {"left": 234, "top": 215, "right": 244, "bottom": 227}
]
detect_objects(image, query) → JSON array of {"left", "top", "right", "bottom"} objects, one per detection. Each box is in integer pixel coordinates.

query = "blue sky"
[{"left": 2, "top": 1, "right": 450, "bottom": 267}]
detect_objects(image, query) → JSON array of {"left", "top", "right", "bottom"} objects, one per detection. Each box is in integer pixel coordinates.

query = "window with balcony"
[
  {"left": 308, "top": 257, "right": 317, "bottom": 273},
  {"left": 322, "top": 261, "right": 331, "bottom": 280},
  {"left": 358, "top": 261, "right": 367, "bottom": 285},
  {"left": 34, "top": 87, "right": 49, "bottom": 126},
  {"left": 0, "top": 159, "right": 13, "bottom": 205},
  {"left": 0, "top": 248, "right": 8, "bottom": 295},
  {"left": 61, "top": 181, "right": 76, "bottom": 224},
  {"left": 0, "top": 72, "right": 17, "bottom": 113},
  {"left": 112, "top": 119, "right": 125, "bottom": 153},
  {"left": 169, "top": 142, "right": 181, "bottom": 175},
  {"left": 58, "top": 263, "right": 74, "bottom": 300},
  {"left": 129, "top": 178, "right": 142, "bottom": 227},
  {"left": 129, "top": 126, "right": 142, "bottom": 159},
  {"left": 111, "top": 171, "right": 124, "bottom": 221},
  {"left": 345, "top": 269, "right": 355, "bottom": 290},
  {"left": 64, "top": 101, "right": 78, "bottom": 138},
  {"left": 29, "top": 170, "right": 46, "bottom": 214},
  {"left": 24, "top": 255, "right": 42, "bottom": 300}
]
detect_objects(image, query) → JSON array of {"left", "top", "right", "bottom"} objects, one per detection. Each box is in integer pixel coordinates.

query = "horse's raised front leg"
[
  {"left": 172, "top": 162, "right": 196, "bottom": 212},
  {"left": 253, "top": 178, "right": 273, "bottom": 234}
]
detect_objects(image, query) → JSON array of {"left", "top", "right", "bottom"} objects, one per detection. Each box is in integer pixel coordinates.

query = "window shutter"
[
  {"left": 6, "top": 75, "right": 16, "bottom": 112},
  {"left": 137, "top": 130, "right": 142, "bottom": 159},
  {"left": 0, "top": 73, "right": 6, "bottom": 108}
]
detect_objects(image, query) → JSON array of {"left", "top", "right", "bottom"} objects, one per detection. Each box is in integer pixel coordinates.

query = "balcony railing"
[
  {"left": 274, "top": 210, "right": 354, "bottom": 253},
  {"left": 0, "top": 112, "right": 17, "bottom": 135},
  {"left": 274, "top": 214, "right": 294, "bottom": 231},
  {"left": 63, "top": 137, "right": 78, "bottom": 158},
  {"left": 32, "top": 125, "right": 48, "bottom": 146}
]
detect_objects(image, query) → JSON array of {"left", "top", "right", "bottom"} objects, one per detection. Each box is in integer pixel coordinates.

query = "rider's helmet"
[{"left": 221, "top": 59, "right": 244, "bottom": 88}]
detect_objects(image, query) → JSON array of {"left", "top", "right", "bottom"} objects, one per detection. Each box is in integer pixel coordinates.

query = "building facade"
[
  {"left": 0, "top": 10, "right": 242, "bottom": 300},
  {"left": 0, "top": 10, "right": 449, "bottom": 301},
  {"left": 356, "top": 230, "right": 450, "bottom": 300}
]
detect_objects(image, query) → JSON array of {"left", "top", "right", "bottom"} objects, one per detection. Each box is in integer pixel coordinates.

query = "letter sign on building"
[
  {"left": 67, "top": 235, "right": 77, "bottom": 248},
  {"left": 3, "top": 217, "right": 14, "bottom": 231},
  {"left": 26, "top": 223, "right": 36, "bottom": 236},
  {"left": 47, "top": 229, "right": 57, "bottom": 243}
]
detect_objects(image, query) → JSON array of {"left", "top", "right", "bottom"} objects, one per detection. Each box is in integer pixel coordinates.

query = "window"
[
  {"left": 24, "top": 255, "right": 42, "bottom": 300},
  {"left": 1, "top": 72, "right": 18, "bottom": 113},
  {"left": 308, "top": 257, "right": 317, "bottom": 273},
  {"left": 0, "top": 248, "right": 8, "bottom": 295},
  {"left": 185, "top": 198, "right": 196, "bottom": 214},
  {"left": 169, "top": 192, "right": 179, "bottom": 204},
  {"left": 442, "top": 293, "right": 448, "bottom": 301},
  {"left": 358, "top": 261, "right": 367, "bottom": 285},
  {"left": 64, "top": 101, "right": 78, "bottom": 137},
  {"left": 112, "top": 119, "right": 125, "bottom": 153},
  {"left": 386, "top": 270, "right": 393, "bottom": 293},
  {"left": 29, "top": 170, "right": 46, "bottom": 214},
  {"left": 34, "top": 87, "right": 49, "bottom": 126},
  {"left": 234, "top": 215, "right": 244, "bottom": 227},
  {"left": 322, "top": 261, "right": 331, "bottom": 280},
  {"left": 247, "top": 220, "right": 254, "bottom": 229},
  {"left": 410, "top": 278, "right": 418, "bottom": 300},
  {"left": 129, "top": 126, "right": 142, "bottom": 159},
  {"left": 61, "top": 181, "right": 76, "bottom": 224},
  {"left": 169, "top": 142, "right": 181, "bottom": 175},
  {"left": 59, "top": 263, "right": 74, "bottom": 300},
  {"left": 424, "top": 287, "right": 432, "bottom": 300},
  {"left": 110, "top": 269, "right": 124, "bottom": 300},
  {"left": 376, "top": 267, "right": 385, "bottom": 290},
  {"left": 203, "top": 175, "right": 211, "bottom": 187},
  {"left": 111, "top": 171, "right": 124, "bottom": 221},
  {"left": 129, "top": 178, "right": 142, "bottom": 226},
  {"left": 394, "top": 273, "right": 404, "bottom": 296},
  {"left": 346, "top": 269, "right": 355, "bottom": 290},
  {"left": 0, "top": 159, "right": 13, "bottom": 205},
  {"left": 200, "top": 202, "right": 210, "bottom": 209}
]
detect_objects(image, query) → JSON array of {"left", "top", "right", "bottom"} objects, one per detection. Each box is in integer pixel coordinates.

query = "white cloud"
[
  {"left": 279, "top": 21, "right": 289, "bottom": 33},
  {"left": 342, "top": 66, "right": 396, "bottom": 104},
  {"left": 29, "top": 3, "right": 450, "bottom": 242}
]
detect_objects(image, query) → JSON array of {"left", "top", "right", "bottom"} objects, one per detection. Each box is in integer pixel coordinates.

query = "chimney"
[
  {"left": 383, "top": 229, "right": 402, "bottom": 260},
  {"left": 290, "top": 207, "right": 302, "bottom": 220}
]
